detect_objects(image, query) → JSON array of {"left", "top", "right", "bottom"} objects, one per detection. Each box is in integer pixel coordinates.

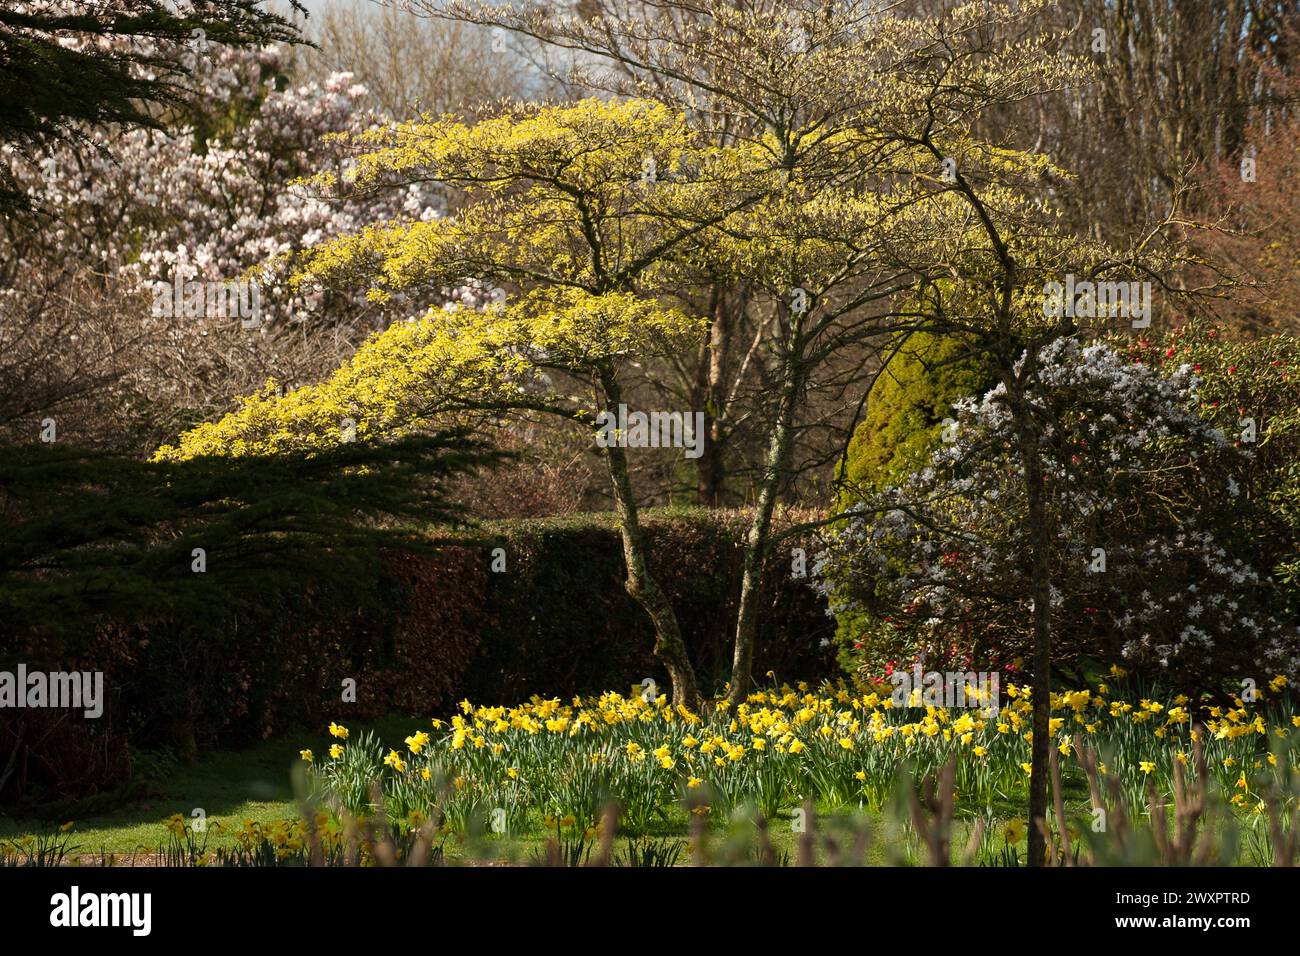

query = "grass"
[
  {"left": 3, "top": 692, "right": 1286, "bottom": 867},
  {"left": 0, "top": 716, "right": 419, "bottom": 857},
  {"left": 0, "top": 715, "right": 1019, "bottom": 865}
]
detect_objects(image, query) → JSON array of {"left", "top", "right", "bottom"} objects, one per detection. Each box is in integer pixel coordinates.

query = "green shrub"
[
  {"left": 821, "top": 336, "right": 1286, "bottom": 691},
  {"left": 837, "top": 331, "right": 994, "bottom": 504},
  {"left": 824, "top": 326, "right": 1300, "bottom": 692},
  {"left": 0, "top": 435, "right": 490, "bottom": 806},
  {"left": 1121, "top": 322, "right": 1300, "bottom": 618},
  {"left": 831, "top": 332, "right": 993, "bottom": 673}
]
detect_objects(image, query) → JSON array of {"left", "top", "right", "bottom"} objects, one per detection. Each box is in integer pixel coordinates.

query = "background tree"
[
  {"left": 297, "top": 0, "right": 535, "bottom": 118},
  {"left": 0, "top": 43, "right": 455, "bottom": 451},
  {"left": 1190, "top": 58, "right": 1300, "bottom": 335},
  {"left": 905, "top": 0, "right": 1299, "bottom": 246}
]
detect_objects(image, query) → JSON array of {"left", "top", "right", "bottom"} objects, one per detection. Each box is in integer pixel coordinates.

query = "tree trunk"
[
  {"left": 1015, "top": 401, "right": 1054, "bottom": 868},
  {"left": 727, "top": 336, "right": 801, "bottom": 706},
  {"left": 693, "top": 286, "right": 729, "bottom": 506},
  {"left": 599, "top": 366, "right": 702, "bottom": 711}
]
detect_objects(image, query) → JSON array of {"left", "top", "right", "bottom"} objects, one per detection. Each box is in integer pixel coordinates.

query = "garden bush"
[
  {"left": 461, "top": 509, "right": 834, "bottom": 703},
  {"left": 837, "top": 330, "right": 995, "bottom": 503},
  {"left": 818, "top": 334, "right": 1300, "bottom": 693},
  {"left": 831, "top": 331, "right": 994, "bottom": 669},
  {"left": 1120, "top": 323, "right": 1300, "bottom": 617},
  {"left": 0, "top": 434, "right": 492, "bottom": 806}
]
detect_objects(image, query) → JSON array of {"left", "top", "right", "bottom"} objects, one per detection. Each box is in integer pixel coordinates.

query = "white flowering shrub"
[{"left": 816, "top": 337, "right": 1298, "bottom": 689}]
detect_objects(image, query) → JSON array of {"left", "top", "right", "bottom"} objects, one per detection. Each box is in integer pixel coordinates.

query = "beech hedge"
[{"left": 1, "top": 508, "right": 833, "bottom": 806}]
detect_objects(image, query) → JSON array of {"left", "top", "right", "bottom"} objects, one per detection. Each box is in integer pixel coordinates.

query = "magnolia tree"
[
  {"left": 816, "top": 338, "right": 1297, "bottom": 688},
  {"left": 0, "top": 0, "right": 305, "bottom": 214},
  {"left": 4, "top": 43, "right": 450, "bottom": 330},
  {"left": 0, "top": 43, "right": 464, "bottom": 445}
]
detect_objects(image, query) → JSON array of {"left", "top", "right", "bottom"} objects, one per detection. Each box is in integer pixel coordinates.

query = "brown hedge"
[{"left": 1, "top": 508, "right": 833, "bottom": 806}]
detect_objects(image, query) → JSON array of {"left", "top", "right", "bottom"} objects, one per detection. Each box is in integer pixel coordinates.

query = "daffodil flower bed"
[{"left": 303, "top": 669, "right": 1299, "bottom": 843}]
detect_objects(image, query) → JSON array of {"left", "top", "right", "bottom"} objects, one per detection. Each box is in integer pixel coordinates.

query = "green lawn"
[
  {"left": 0, "top": 716, "right": 420, "bottom": 859},
  {"left": 1, "top": 717, "right": 1016, "bottom": 865}
]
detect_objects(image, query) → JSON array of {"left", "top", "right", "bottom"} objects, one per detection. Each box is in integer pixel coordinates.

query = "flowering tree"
[
  {"left": 0, "top": 43, "right": 457, "bottom": 446},
  {"left": 0, "top": 0, "right": 304, "bottom": 214},
  {"left": 817, "top": 338, "right": 1295, "bottom": 689},
  {"left": 5, "top": 43, "right": 449, "bottom": 330},
  {"left": 425, "top": 0, "right": 1113, "bottom": 724},
  {"left": 154, "top": 97, "right": 772, "bottom": 709},
  {"left": 1125, "top": 323, "right": 1300, "bottom": 620}
]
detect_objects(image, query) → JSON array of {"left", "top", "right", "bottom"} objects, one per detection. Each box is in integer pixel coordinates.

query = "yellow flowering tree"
[
  {"left": 429, "top": 0, "right": 1203, "bottom": 869},
  {"left": 156, "top": 97, "right": 776, "bottom": 710},
  {"left": 426, "top": 0, "right": 1114, "bottom": 722}
]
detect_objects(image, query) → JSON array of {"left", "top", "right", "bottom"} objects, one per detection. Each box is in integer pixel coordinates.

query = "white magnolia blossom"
[{"left": 3, "top": 43, "right": 479, "bottom": 330}]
